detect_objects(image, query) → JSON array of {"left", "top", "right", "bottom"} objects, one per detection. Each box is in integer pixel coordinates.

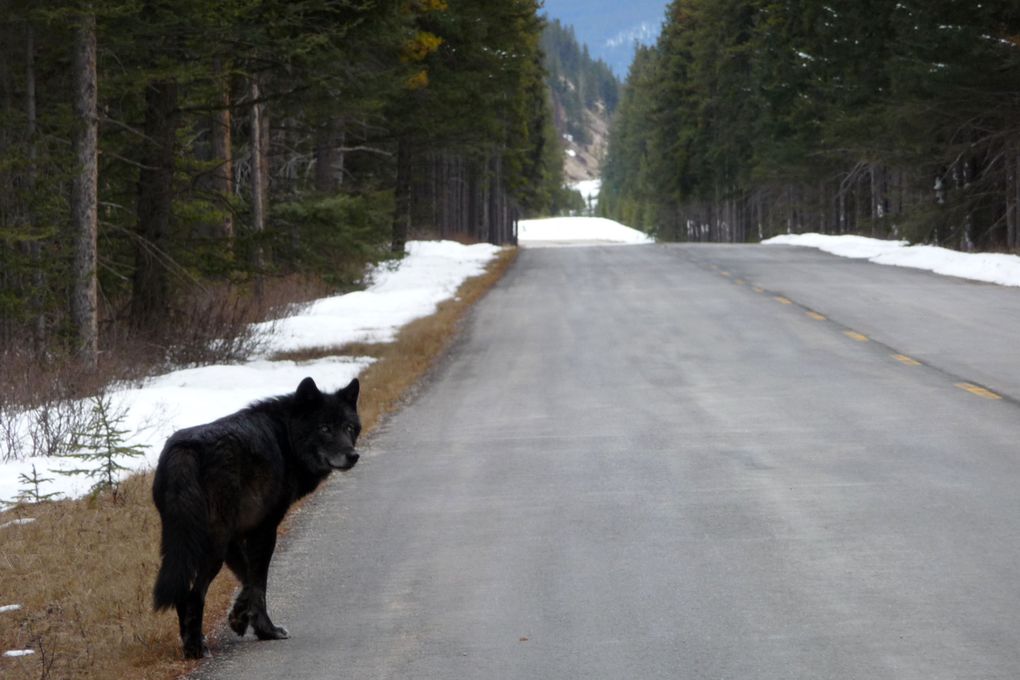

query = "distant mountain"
[
  {"left": 541, "top": 19, "right": 621, "bottom": 183},
  {"left": 540, "top": 0, "right": 668, "bottom": 77}
]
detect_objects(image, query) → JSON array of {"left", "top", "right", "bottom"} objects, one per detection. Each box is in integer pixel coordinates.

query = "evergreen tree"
[
  {"left": 16, "top": 464, "right": 61, "bottom": 504},
  {"left": 57, "top": 394, "right": 145, "bottom": 500},
  {"left": 1, "top": 0, "right": 557, "bottom": 369},
  {"left": 601, "top": 0, "right": 1020, "bottom": 249}
]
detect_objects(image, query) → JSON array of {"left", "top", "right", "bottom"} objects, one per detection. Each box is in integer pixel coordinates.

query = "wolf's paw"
[
  {"left": 228, "top": 610, "right": 250, "bottom": 637},
  {"left": 183, "top": 639, "right": 210, "bottom": 659},
  {"left": 254, "top": 624, "right": 289, "bottom": 641}
]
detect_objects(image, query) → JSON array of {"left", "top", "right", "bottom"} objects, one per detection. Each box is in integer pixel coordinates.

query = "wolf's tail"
[{"left": 152, "top": 446, "right": 210, "bottom": 612}]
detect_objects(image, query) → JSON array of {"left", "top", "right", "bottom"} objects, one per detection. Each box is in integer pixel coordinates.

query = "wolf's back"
[{"left": 152, "top": 443, "right": 211, "bottom": 611}]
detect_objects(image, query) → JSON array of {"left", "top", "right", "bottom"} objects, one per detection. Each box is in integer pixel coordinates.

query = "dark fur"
[{"left": 152, "top": 376, "right": 361, "bottom": 659}]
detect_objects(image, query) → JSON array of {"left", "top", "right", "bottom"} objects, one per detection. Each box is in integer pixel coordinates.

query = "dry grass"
[{"left": 0, "top": 246, "right": 517, "bottom": 680}]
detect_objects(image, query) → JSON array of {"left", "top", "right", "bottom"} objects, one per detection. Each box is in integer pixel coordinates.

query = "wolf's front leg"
[
  {"left": 249, "top": 588, "right": 289, "bottom": 640},
  {"left": 244, "top": 525, "right": 289, "bottom": 641}
]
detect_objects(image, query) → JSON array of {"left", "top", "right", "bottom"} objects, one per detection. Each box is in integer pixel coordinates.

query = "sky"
[{"left": 540, "top": 0, "right": 670, "bottom": 77}]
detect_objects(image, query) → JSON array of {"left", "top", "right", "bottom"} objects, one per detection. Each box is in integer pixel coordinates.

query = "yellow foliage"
[
  {"left": 405, "top": 69, "right": 430, "bottom": 90},
  {"left": 402, "top": 0, "right": 448, "bottom": 14},
  {"left": 403, "top": 31, "right": 443, "bottom": 63}
]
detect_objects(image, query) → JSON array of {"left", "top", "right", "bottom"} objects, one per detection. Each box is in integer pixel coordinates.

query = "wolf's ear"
[
  {"left": 338, "top": 378, "right": 360, "bottom": 406},
  {"left": 296, "top": 377, "right": 322, "bottom": 406}
]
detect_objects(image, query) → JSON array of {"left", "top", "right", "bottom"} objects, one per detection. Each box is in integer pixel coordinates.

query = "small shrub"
[
  {"left": 16, "top": 464, "right": 61, "bottom": 503},
  {"left": 57, "top": 395, "right": 145, "bottom": 502}
]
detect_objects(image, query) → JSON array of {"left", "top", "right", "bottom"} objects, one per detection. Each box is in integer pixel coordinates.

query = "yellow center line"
[
  {"left": 734, "top": 278, "right": 746, "bottom": 286},
  {"left": 892, "top": 354, "right": 921, "bottom": 366},
  {"left": 955, "top": 383, "right": 1002, "bottom": 400},
  {"left": 806, "top": 311, "right": 826, "bottom": 321},
  {"left": 720, "top": 271, "right": 731, "bottom": 277},
  {"left": 843, "top": 331, "right": 869, "bottom": 342},
  {"left": 752, "top": 286, "right": 765, "bottom": 294},
  {"left": 773, "top": 296, "right": 793, "bottom": 305}
]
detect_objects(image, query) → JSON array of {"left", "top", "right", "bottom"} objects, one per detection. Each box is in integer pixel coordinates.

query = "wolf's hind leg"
[
  {"left": 227, "top": 590, "right": 252, "bottom": 637},
  {"left": 181, "top": 557, "right": 223, "bottom": 659},
  {"left": 225, "top": 540, "right": 252, "bottom": 636}
]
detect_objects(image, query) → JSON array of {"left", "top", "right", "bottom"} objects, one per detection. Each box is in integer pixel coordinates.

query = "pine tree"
[
  {"left": 58, "top": 395, "right": 145, "bottom": 501},
  {"left": 16, "top": 464, "right": 61, "bottom": 504}
]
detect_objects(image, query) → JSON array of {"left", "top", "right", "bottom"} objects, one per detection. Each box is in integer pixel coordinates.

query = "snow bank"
[
  {"left": 0, "top": 241, "right": 500, "bottom": 507},
  {"left": 764, "top": 233, "right": 1020, "bottom": 288},
  {"left": 518, "top": 216, "right": 653, "bottom": 247},
  {"left": 257, "top": 241, "right": 500, "bottom": 355},
  {"left": 572, "top": 179, "right": 602, "bottom": 202}
]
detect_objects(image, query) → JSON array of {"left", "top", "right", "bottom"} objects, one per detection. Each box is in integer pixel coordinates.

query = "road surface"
[{"left": 198, "top": 243, "right": 1020, "bottom": 679}]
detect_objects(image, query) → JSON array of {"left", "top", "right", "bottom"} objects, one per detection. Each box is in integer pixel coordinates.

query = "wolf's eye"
[
  {"left": 345, "top": 424, "right": 356, "bottom": 437},
  {"left": 319, "top": 425, "right": 331, "bottom": 434}
]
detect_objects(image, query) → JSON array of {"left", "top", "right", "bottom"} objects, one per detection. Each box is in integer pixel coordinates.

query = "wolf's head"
[{"left": 291, "top": 376, "right": 362, "bottom": 475}]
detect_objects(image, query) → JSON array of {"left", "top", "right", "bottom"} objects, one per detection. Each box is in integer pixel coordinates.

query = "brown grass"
[{"left": 0, "top": 246, "right": 517, "bottom": 680}]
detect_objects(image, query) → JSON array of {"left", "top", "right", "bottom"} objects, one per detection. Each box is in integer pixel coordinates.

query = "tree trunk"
[
  {"left": 250, "top": 76, "right": 266, "bottom": 287},
  {"left": 1014, "top": 153, "right": 1020, "bottom": 250},
  {"left": 312, "top": 119, "right": 336, "bottom": 192},
  {"left": 130, "top": 78, "right": 178, "bottom": 330},
  {"left": 489, "top": 154, "right": 502, "bottom": 244},
  {"left": 26, "top": 23, "right": 45, "bottom": 352},
  {"left": 70, "top": 10, "right": 99, "bottom": 368},
  {"left": 211, "top": 58, "right": 233, "bottom": 248},
  {"left": 390, "top": 139, "right": 411, "bottom": 253}
]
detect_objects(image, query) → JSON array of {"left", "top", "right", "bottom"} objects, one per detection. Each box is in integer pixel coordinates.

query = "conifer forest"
[
  {"left": 0, "top": 0, "right": 562, "bottom": 368},
  {"left": 600, "top": 1, "right": 1020, "bottom": 249}
]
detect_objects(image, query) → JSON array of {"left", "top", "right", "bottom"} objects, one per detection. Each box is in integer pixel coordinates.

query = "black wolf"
[{"left": 152, "top": 376, "right": 361, "bottom": 659}]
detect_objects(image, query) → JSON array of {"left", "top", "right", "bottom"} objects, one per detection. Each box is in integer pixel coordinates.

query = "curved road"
[{"left": 198, "top": 243, "right": 1020, "bottom": 679}]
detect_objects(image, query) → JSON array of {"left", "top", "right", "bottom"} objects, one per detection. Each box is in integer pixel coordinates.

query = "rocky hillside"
[{"left": 541, "top": 19, "right": 621, "bottom": 184}]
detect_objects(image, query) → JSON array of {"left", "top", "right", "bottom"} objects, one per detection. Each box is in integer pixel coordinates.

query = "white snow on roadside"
[
  {"left": 572, "top": 179, "right": 602, "bottom": 207},
  {"left": 764, "top": 233, "right": 908, "bottom": 259},
  {"left": 3, "top": 650, "right": 34, "bottom": 657},
  {"left": 764, "top": 233, "right": 1020, "bottom": 288},
  {"left": 0, "top": 605, "right": 22, "bottom": 613},
  {"left": 0, "top": 241, "right": 500, "bottom": 507},
  {"left": 518, "top": 216, "right": 653, "bottom": 247},
  {"left": 256, "top": 241, "right": 500, "bottom": 356},
  {"left": 0, "top": 518, "right": 35, "bottom": 529}
]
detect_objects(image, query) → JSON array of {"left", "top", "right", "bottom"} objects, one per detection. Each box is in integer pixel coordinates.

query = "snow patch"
[
  {"left": 257, "top": 241, "right": 500, "bottom": 356},
  {"left": 0, "top": 518, "right": 35, "bottom": 529},
  {"left": 764, "top": 233, "right": 1020, "bottom": 287},
  {"left": 3, "top": 650, "right": 34, "bottom": 657},
  {"left": 0, "top": 241, "right": 500, "bottom": 507},
  {"left": 518, "top": 216, "right": 653, "bottom": 247},
  {"left": 0, "top": 604, "right": 22, "bottom": 613}
]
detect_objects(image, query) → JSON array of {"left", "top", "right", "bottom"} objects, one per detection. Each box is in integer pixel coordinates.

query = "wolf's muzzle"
[{"left": 333, "top": 452, "right": 359, "bottom": 470}]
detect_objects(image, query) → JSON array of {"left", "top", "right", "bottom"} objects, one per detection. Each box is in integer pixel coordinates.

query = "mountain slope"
[{"left": 541, "top": 19, "right": 621, "bottom": 183}]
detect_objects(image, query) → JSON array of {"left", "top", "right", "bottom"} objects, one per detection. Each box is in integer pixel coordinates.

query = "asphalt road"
[{"left": 197, "top": 243, "right": 1020, "bottom": 679}]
